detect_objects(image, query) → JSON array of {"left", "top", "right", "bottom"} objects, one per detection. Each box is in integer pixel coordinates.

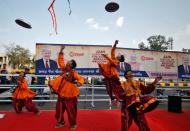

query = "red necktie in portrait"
[{"left": 46, "top": 61, "right": 49, "bottom": 68}]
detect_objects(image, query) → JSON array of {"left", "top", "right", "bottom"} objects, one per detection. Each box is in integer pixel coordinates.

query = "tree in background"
[
  {"left": 138, "top": 35, "right": 173, "bottom": 51},
  {"left": 138, "top": 42, "right": 149, "bottom": 50},
  {"left": 4, "top": 43, "right": 33, "bottom": 69}
]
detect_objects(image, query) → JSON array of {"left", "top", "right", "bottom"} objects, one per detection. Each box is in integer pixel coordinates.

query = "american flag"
[{"left": 48, "top": 0, "right": 57, "bottom": 34}]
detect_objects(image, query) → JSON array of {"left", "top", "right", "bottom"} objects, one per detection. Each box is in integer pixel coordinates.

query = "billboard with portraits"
[{"left": 36, "top": 43, "right": 190, "bottom": 79}]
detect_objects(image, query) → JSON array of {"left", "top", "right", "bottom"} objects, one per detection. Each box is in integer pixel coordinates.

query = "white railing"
[
  {"left": 1, "top": 85, "right": 190, "bottom": 102},
  {"left": 1, "top": 73, "right": 190, "bottom": 109},
  {"left": 0, "top": 84, "right": 112, "bottom": 109}
]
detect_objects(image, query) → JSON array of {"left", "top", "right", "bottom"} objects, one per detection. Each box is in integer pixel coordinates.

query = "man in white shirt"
[{"left": 24, "top": 68, "right": 32, "bottom": 85}]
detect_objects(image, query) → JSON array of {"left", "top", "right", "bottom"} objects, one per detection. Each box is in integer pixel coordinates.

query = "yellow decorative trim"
[{"left": 143, "top": 98, "right": 157, "bottom": 110}]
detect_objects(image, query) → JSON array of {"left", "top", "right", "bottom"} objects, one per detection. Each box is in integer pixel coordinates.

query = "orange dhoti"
[
  {"left": 104, "top": 77, "right": 125, "bottom": 100},
  {"left": 12, "top": 98, "right": 39, "bottom": 114},
  {"left": 99, "top": 64, "right": 125, "bottom": 101},
  {"left": 121, "top": 80, "right": 158, "bottom": 131},
  {"left": 121, "top": 102, "right": 150, "bottom": 131},
  {"left": 12, "top": 79, "right": 39, "bottom": 114},
  {"left": 55, "top": 96, "right": 78, "bottom": 126}
]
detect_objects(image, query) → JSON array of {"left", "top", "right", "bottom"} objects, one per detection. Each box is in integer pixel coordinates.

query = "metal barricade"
[{"left": 0, "top": 82, "right": 112, "bottom": 109}]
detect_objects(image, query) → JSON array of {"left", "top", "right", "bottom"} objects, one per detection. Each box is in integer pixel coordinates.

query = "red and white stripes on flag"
[{"left": 48, "top": 0, "right": 57, "bottom": 34}]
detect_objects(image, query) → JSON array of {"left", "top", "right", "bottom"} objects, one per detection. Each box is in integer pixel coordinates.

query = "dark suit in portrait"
[
  {"left": 35, "top": 58, "right": 58, "bottom": 70},
  {"left": 117, "top": 54, "right": 132, "bottom": 75},
  {"left": 118, "top": 62, "right": 132, "bottom": 74},
  {"left": 178, "top": 64, "right": 190, "bottom": 75},
  {"left": 35, "top": 58, "right": 58, "bottom": 85}
]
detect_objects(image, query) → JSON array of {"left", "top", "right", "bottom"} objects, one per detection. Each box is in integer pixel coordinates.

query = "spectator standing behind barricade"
[
  {"left": 24, "top": 68, "right": 32, "bottom": 85},
  {"left": 31, "top": 77, "right": 37, "bottom": 85},
  {"left": 0, "top": 64, "right": 9, "bottom": 84},
  {"left": 49, "top": 45, "right": 84, "bottom": 130},
  {"left": 36, "top": 77, "right": 47, "bottom": 106},
  {"left": 12, "top": 71, "right": 40, "bottom": 115},
  {"left": 120, "top": 70, "right": 161, "bottom": 131},
  {"left": 37, "top": 76, "right": 46, "bottom": 95}
]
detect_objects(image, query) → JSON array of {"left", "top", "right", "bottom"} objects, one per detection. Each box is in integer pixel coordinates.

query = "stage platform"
[{"left": 0, "top": 109, "right": 190, "bottom": 131}]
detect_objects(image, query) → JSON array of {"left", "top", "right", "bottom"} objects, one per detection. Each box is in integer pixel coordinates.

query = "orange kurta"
[
  {"left": 121, "top": 80, "right": 141, "bottom": 107},
  {"left": 13, "top": 78, "right": 36, "bottom": 99},
  {"left": 99, "top": 46, "right": 119, "bottom": 78},
  {"left": 98, "top": 44, "right": 126, "bottom": 100},
  {"left": 121, "top": 80, "right": 158, "bottom": 112},
  {"left": 50, "top": 53, "right": 84, "bottom": 97}
]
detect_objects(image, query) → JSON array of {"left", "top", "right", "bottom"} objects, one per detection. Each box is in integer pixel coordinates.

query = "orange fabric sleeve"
[
  {"left": 103, "top": 55, "right": 118, "bottom": 67},
  {"left": 58, "top": 52, "right": 65, "bottom": 69},
  {"left": 98, "top": 64, "right": 110, "bottom": 77},
  {"left": 139, "top": 82, "right": 156, "bottom": 95},
  {"left": 49, "top": 75, "right": 64, "bottom": 93},
  {"left": 49, "top": 71, "right": 84, "bottom": 97},
  {"left": 74, "top": 72, "right": 84, "bottom": 86},
  {"left": 58, "top": 72, "right": 84, "bottom": 97},
  {"left": 111, "top": 46, "right": 116, "bottom": 59}
]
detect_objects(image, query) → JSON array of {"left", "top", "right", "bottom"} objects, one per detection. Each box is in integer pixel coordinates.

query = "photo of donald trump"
[
  {"left": 178, "top": 55, "right": 190, "bottom": 75},
  {"left": 35, "top": 48, "right": 58, "bottom": 70}
]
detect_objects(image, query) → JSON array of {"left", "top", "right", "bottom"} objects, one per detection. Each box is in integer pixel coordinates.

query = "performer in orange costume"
[
  {"left": 121, "top": 70, "right": 161, "bottom": 131},
  {"left": 49, "top": 46, "right": 84, "bottom": 130},
  {"left": 12, "top": 71, "right": 40, "bottom": 115},
  {"left": 98, "top": 40, "right": 125, "bottom": 101}
]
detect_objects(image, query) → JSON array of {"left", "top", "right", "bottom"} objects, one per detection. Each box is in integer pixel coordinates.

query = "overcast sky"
[{"left": 0, "top": 0, "right": 190, "bottom": 54}]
